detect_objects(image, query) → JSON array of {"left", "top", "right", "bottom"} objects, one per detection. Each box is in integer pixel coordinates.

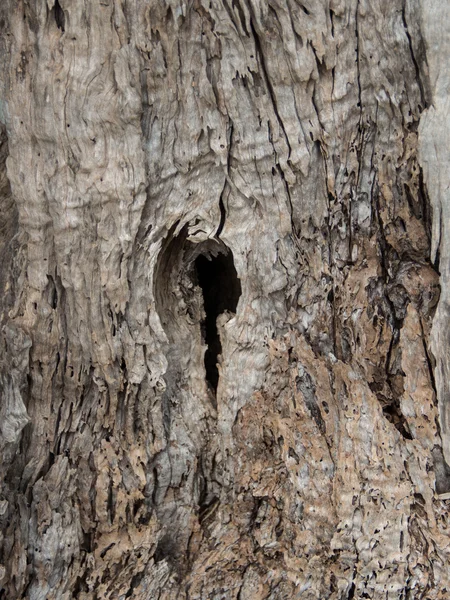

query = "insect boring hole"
[{"left": 194, "top": 250, "right": 241, "bottom": 393}]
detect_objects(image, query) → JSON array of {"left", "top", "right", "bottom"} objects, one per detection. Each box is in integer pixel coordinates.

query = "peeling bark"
[{"left": 0, "top": 1, "right": 449, "bottom": 598}]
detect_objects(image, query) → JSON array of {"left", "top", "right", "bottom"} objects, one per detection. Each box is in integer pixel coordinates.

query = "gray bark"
[{"left": 0, "top": 1, "right": 449, "bottom": 598}]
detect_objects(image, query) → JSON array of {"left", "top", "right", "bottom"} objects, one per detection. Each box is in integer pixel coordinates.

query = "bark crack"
[
  {"left": 246, "top": 4, "right": 292, "bottom": 161},
  {"left": 401, "top": 1, "right": 427, "bottom": 109}
]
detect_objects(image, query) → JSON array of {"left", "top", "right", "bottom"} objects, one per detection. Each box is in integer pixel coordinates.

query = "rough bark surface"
[{"left": 0, "top": 1, "right": 449, "bottom": 599}]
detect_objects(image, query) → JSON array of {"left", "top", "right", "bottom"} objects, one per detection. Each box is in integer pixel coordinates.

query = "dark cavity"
[{"left": 195, "top": 250, "right": 241, "bottom": 393}]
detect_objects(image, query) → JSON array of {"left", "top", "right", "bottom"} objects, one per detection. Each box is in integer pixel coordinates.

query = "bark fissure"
[
  {"left": 401, "top": 1, "right": 427, "bottom": 110},
  {"left": 246, "top": 6, "right": 292, "bottom": 160}
]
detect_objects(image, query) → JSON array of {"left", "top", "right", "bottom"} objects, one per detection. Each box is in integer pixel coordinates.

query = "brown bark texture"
[{"left": 0, "top": 0, "right": 449, "bottom": 598}]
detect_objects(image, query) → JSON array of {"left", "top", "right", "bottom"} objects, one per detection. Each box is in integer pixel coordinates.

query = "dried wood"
[{"left": 0, "top": 1, "right": 449, "bottom": 598}]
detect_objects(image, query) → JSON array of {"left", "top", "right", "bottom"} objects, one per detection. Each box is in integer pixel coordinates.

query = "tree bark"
[{"left": 0, "top": 1, "right": 449, "bottom": 598}]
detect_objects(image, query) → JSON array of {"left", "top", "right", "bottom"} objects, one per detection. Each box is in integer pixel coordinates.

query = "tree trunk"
[{"left": 0, "top": 1, "right": 449, "bottom": 598}]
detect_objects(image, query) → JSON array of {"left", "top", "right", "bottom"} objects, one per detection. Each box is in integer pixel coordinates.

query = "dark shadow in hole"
[
  {"left": 54, "top": 0, "right": 65, "bottom": 31},
  {"left": 195, "top": 250, "right": 241, "bottom": 393}
]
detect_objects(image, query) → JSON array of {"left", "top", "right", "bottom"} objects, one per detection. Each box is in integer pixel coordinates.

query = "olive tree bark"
[{"left": 0, "top": 0, "right": 449, "bottom": 598}]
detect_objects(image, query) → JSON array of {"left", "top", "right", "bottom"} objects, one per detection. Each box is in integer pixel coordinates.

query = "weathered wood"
[{"left": 0, "top": 0, "right": 449, "bottom": 598}]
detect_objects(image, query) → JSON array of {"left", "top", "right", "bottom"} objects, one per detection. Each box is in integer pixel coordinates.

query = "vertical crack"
[
  {"left": 354, "top": 0, "right": 362, "bottom": 116},
  {"left": 401, "top": 1, "right": 427, "bottom": 110},
  {"left": 216, "top": 121, "right": 233, "bottom": 239},
  {"left": 245, "top": 3, "right": 292, "bottom": 160},
  {"left": 216, "top": 194, "right": 227, "bottom": 238}
]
